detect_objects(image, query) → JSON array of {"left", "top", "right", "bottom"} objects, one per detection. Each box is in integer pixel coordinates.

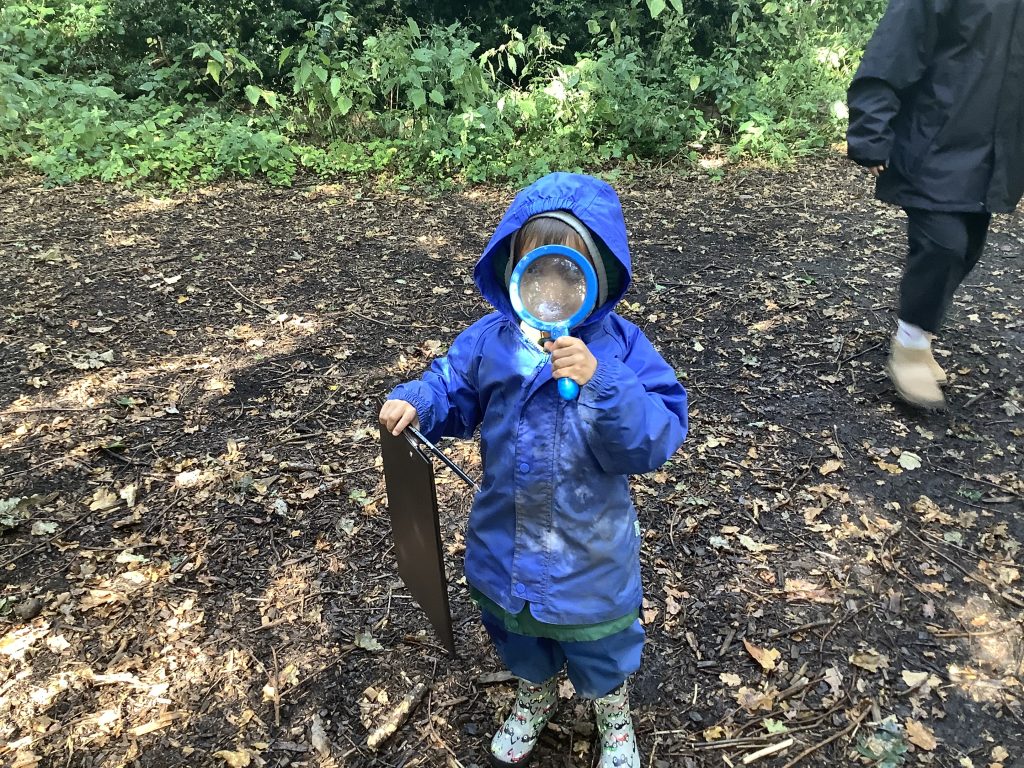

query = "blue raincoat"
[{"left": 390, "top": 173, "right": 688, "bottom": 625}]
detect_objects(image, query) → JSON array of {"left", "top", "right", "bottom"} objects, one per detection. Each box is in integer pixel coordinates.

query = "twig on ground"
[
  {"left": 838, "top": 342, "right": 882, "bottom": 366},
  {"left": 227, "top": 281, "right": 278, "bottom": 314},
  {"left": 271, "top": 647, "right": 282, "bottom": 727},
  {"left": 271, "top": 390, "right": 339, "bottom": 437},
  {"left": 367, "top": 680, "right": 428, "bottom": 751},
  {"left": 425, "top": 688, "right": 465, "bottom": 767},
  {"left": 767, "top": 619, "right": 832, "bottom": 640},
  {"left": 0, "top": 506, "right": 92, "bottom": 569},
  {"left": 657, "top": 735, "right": 774, "bottom": 749},
  {"left": 925, "top": 462, "right": 1019, "bottom": 497},
  {"left": 742, "top": 738, "right": 795, "bottom": 764},
  {"left": 281, "top": 647, "right": 356, "bottom": 703},
  {"left": 348, "top": 308, "right": 392, "bottom": 326},
  {"left": 780, "top": 700, "right": 870, "bottom": 768},
  {"left": 906, "top": 527, "right": 1024, "bottom": 609}
]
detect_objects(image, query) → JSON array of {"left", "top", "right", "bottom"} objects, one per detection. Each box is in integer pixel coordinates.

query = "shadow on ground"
[{"left": 1, "top": 158, "right": 1021, "bottom": 767}]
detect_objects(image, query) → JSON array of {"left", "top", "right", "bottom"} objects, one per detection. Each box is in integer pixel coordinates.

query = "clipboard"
[{"left": 379, "top": 424, "right": 456, "bottom": 654}]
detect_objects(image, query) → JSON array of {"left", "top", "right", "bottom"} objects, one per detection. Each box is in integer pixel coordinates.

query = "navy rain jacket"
[
  {"left": 390, "top": 173, "right": 689, "bottom": 625},
  {"left": 847, "top": 0, "right": 1024, "bottom": 213}
]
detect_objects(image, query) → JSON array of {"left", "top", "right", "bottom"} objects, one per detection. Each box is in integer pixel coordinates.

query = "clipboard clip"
[{"left": 375, "top": 398, "right": 480, "bottom": 492}]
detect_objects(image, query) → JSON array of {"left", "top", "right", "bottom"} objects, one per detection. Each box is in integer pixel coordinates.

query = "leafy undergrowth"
[{"left": 0, "top": 156, "right": 1022, "bottom": 768}]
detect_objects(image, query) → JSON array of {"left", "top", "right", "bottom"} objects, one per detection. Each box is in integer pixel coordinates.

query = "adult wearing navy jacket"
[
  {"left": 381, "top": 173, "right": 688, "bottom": 766},
  {"left": 847, "top": 0, "right": 1024, "bottom": 409}
]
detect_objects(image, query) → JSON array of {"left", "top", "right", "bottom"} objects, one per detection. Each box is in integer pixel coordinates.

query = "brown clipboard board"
[{"left": 379, "top": 424, "right": 456, "bottom": 654}]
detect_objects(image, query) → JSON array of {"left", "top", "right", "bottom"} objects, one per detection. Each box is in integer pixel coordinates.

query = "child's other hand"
[
  {"left": 379, "top": 400, "right": 420, "bottom": 436},
  {"left": 545, "top": 336, "right": 598, "bottom": 387}
]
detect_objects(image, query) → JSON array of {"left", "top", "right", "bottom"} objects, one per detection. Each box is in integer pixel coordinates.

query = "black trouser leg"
[
  {"left": 900, "top": 208, "right": 992, "bottom": 334},
  {"left": 962, "top": 211, "right": 991, "bottom": 279}
]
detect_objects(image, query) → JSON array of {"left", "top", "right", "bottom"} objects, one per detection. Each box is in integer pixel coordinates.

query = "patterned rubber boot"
[
  {"left": 489, "top": 677, "right": 558, "bottom": 766},
  {"left": 593, "top": 683, "right": 641, "bottom": 768}
]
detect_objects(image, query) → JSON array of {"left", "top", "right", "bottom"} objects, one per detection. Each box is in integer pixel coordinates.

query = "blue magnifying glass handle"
[
  {"left": 508, "top": 244, "right": 597, "bottom": 404},
  {"left": 550, "top": 326, "right": 580, "bottom": 401},
  {"left": 558, "top": 378, "right": 580, "bottom": 401}
]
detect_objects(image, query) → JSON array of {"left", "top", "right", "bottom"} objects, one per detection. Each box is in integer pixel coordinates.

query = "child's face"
[
  {"left": 515, "top": 228, "right": 594, "bottom": 324},
  {"left": 518, "top": 253, "right": 588, "bottom": 323}
]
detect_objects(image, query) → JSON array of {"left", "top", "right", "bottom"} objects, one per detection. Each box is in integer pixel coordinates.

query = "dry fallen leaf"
[
  {"left": 901, "top": 670, "right": 933, "bottom": 694},
  {"left": 743, "top": 639, "right": 780, "bottom": 671},
  {"left": 802, "top": 506, "right": 824, "bottom": 524},
  {"left": 734, "top": 686, "right": 775, "bottom": 713},
  {"left": 89, "top": 487, "right": 119, "bottom": 512},
  {"left": 737, "top": 534, "right": 777, "bottom": 553},
  {"left": 45, "top": 634, "right": 71, "bottom": 654},
  {"left": 78, "top": 589, "right": 127, "bottom": 611},
  {"left": 823, "top": 666, "right": 843, "bottom": 697},
  {"left": 905, "top": 719, "right": 937, "bottom": 750},
  {"left": 213, "top": 749, "right": 252, "bottom": 767},
  {"left": 665, "top": 594, "right": 682, "bottom": 615},
  {"left": 898, "top": 451, "right": 922, "bottom": 470},
  {"left": 784, "top": 578, "right": 834, "bottom": 603},
  {"left": 702, "top": 725, "right": 727, "bottom": 740},
  {"left": 819, "top": 459, "right": 842, "bottom": 476},
  {"left": 311, "top": 714, "right": 330, "bottom": 757},
  {"left": 11, "top": 751, "right": 40, "bottom": 768},
  {"left": 0, "top": 625, "right": 50, "bottom": 661},
  {"left": 850, "top": 649, "right": 889, "bottom": 672}
]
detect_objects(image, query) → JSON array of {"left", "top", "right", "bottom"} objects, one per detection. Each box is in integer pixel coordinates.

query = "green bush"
[{"left": 0, "top": 0, "right": 889, "bottom": 188}]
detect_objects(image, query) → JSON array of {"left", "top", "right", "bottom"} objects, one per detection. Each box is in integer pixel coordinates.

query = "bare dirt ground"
[{"left": 1, "top": 155, "right": 1022, "bottom": 768}]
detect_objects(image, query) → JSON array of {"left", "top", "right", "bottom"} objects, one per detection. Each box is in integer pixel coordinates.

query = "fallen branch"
[
  {"left": 781, "top": 701, "right": 870, "bottom": 768},
  {"left": 0, "top": 506, "right": 93, "bottom": 570},
  {"left": 906, "top": 528, "right": 1024, "bottom": 609},
  {"left": 767, "top": 619, "right": 832, "bottom": 640},
  {"left": 227, "top": 281, "right": 277, "bottom": 314},
  {"left": 743, "top": 738, "right": 795, "bottom": 764},
  {"left": 366, "top": 681, "right": 428, "bottom": 751},
  {"left": 426, "top": 689, "right": 465, "bottom": 768},
  {"left": 925, "top": 462, "right": 1019, "bottom": 497},
  {"left": 281, "top": 647, "right": 355, "bottom": 703}
]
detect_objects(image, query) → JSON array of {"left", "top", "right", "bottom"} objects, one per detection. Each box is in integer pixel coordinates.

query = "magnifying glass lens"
[{"left": 518, "top": 254, "right": 587, "bottom": 323}]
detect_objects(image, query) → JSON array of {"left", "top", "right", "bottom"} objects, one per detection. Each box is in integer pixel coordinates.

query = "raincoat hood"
[{"left": 474, "top": 173, "right": 632, "bottom": 327}]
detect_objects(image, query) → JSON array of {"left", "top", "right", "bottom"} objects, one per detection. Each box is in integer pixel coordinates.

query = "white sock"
[{"left": 896, "top": 320, "right": 930, "bottom": 349}]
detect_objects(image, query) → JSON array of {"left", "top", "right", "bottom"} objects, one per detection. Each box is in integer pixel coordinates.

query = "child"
[{"left": 379, "top": 173, "right": 688, "bottom": 766}]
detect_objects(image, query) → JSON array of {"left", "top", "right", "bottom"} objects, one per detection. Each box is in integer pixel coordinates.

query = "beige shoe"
[
  {"left": 887, "top": 338, "right": 946, "bottom": 409},
  {"left": 924, "top": 335, "right": 948, "bottom": 384},
  {"left": 926, "top": 350, "right": 948, "bottom": 385}
]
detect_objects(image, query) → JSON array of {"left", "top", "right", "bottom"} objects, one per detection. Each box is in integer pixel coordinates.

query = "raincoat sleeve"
[
  {"left": 846, "top": 0, "right": 947, "bottom": 167},
  {"left": 387, "top": 323, "right": 484, "bottom": 443},
  {"left": 577, "top": 327, "right": 688, "bottom": 475}
]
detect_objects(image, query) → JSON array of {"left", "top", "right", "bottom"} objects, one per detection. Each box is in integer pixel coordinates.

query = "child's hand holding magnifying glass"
[{"left": 544, "top": 336, "right": 597, "bottom": 388}]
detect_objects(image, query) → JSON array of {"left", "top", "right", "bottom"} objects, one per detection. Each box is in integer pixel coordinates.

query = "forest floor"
[{"left": 1, "top": 155, "right": 1022, "bottom": 768}]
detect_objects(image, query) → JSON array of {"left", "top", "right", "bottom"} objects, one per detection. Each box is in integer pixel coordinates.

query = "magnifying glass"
[{"left": 509, "top": 244, "right": 597, "bottom": 400}]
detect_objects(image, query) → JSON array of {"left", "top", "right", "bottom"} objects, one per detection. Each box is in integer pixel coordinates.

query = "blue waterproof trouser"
[{"left": 480, "top": 610, "right": 645, "bottom": 699}]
